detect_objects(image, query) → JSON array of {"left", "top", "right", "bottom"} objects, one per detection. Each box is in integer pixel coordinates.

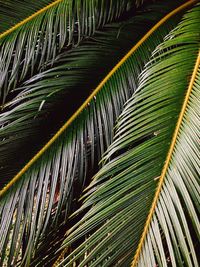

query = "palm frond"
[
  {"left": 59, "top": 4, "right": 200, "bottom": 266},
  {"left": 0, "top": 1, "right": 191, "bottom": 266},
  {"left": 0, "top": 0, "right": 187, "bottom": 187},
  {"left": 0, "top": 0, "right": 142, "bottom": 103}
]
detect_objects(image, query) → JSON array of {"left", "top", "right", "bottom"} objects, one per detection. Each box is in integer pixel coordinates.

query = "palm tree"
[{"left": 0, "top": 0, "right": 199, "bottom": 266}]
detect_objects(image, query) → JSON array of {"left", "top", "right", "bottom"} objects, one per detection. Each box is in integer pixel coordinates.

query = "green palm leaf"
[
  {"left": 0, "top": 0, "right": 141, "bottom": 103},
  {"left": 0, "top": 1, "right": 193, "bottom": 266},
  {"left": 58, "top": 4, "right": 200, "bottom": 266}
]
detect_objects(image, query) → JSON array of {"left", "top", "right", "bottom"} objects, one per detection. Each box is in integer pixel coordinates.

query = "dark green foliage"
[{"left": 0, "top": 1, "right": 199, "bottom": 266}]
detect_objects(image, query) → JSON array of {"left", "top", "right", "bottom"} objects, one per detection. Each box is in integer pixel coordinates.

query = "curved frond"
[
  {"left": 59, "top": 5, "right": 200, "bottom": 266},
  {"left": 0, "top": 0, "right": 141, "bottom": 103},
  {"left": 0, "top": 1, "right": 191, "bottom": 266},
  {"left": 132, "top": 52, "right": 200, "bottom": 267}
]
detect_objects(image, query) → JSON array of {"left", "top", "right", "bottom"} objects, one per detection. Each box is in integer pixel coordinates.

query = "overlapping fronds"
[
  {"left": 58, "top": 4, "right": 200, "bottom": 266},
  {"left": 0, "top": 1, "right": 183, "bottom": 187},
  {"left": 0, "top": 0, "right": 142, "bottom": 103},
  {"left": 0, "top": 1, "right": 191, "bottom": 266}
]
